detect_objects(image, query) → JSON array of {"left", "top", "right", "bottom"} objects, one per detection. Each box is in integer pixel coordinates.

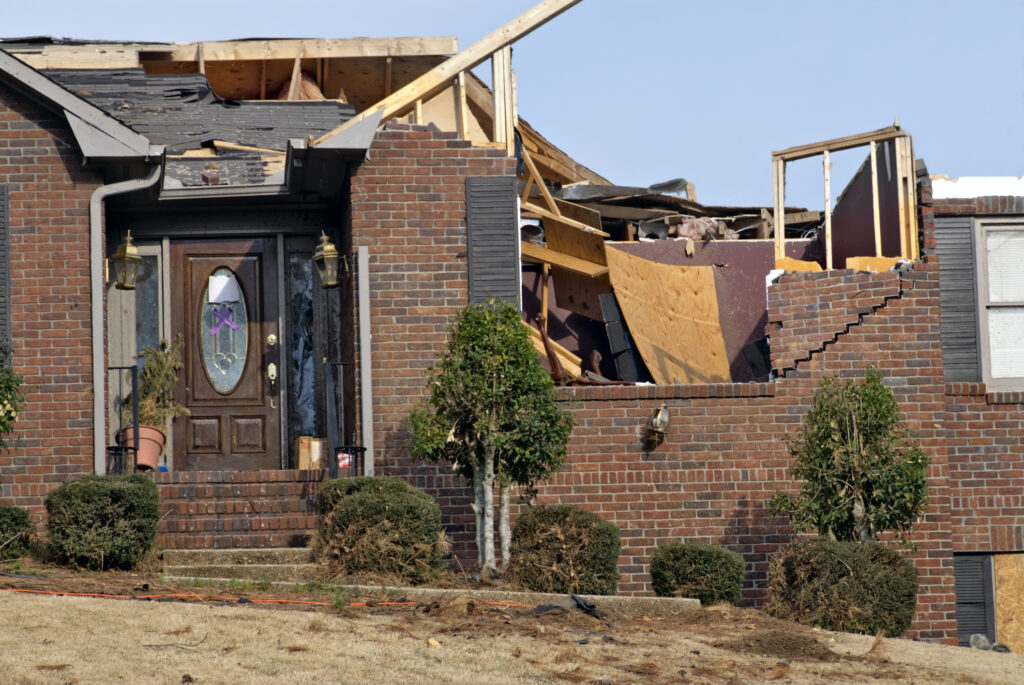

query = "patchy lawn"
[{"left": 1, "top": 558, "right": 1020, "bottom": 684}]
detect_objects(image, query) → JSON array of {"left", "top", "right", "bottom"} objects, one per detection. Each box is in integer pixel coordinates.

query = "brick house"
[{"left": 2, "top": 28, "right": 1024, "bottom": 649}]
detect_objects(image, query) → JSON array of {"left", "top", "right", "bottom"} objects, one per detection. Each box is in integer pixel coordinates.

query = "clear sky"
[{"left": 4, "top": 0, "right": 1022, "bottom": 209}]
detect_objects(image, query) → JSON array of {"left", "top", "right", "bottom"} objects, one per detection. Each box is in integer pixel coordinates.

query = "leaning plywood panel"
[
  {"left": 995, "top": 553, "right": 1024, "bottom": 653},
  {"left": 605, "top": 248, "right": 730, "bottom": 384}
]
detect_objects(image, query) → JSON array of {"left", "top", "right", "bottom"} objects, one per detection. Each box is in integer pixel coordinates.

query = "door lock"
[
  {"left": 267, "top": 333, "right": 278, "bottom": 347},
  {"left": 267, "top": 362, "right": 278, "bottom": 408}
]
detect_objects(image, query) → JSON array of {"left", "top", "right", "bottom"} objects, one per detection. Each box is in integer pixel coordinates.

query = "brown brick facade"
[{"left": 0, "top": 86, "right": 100, "bottom": 511}]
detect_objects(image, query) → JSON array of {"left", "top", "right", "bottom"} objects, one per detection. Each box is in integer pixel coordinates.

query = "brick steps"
[
  {"left": 162, "top": 548, "right": 321, "bottom": 584},
  {"left": 153, "top": 470, "right": 325, "bottom": 550}
]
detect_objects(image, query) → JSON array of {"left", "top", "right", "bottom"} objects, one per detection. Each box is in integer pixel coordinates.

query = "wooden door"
[{"left": 171, "top": 239, "right": 280, "bottom": 470}]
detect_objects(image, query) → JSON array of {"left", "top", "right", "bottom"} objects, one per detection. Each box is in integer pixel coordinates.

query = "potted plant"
[{"left": 119, "top": 335, "right": 189, "bottom": 470}]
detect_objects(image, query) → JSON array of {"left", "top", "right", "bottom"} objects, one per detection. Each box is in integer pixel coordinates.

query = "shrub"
[
  {"left": 315, "top": 476, "right": 448, "bottom": 584},
  {"left": 45, "top": 475, "right": 160, "bottom": 570},
  {"left": 650, "top": 542, "right": 745, "bottom": 604},
  {"left": 506, "top": 504, "right": 620, "bottom": 595},
  {"left": 0, "top": 505, "right": 34, "bottom": 560},
  {"left": 765, "top": 537, "right": 918, "bottom": 637}
]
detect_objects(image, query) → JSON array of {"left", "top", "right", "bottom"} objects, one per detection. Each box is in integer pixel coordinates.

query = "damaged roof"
[{"left": 44, "top": 68, "right": 355, "bottom": 153}]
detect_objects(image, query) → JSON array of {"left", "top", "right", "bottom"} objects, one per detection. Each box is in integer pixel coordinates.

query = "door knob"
[{"left": 267, "top": 333, "right": 278, "bottom": 347}]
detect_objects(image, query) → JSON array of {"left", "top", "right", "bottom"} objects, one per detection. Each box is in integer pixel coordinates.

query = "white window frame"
[{"left": 975, "top": 217, "right": 1024, "bottom": 391}]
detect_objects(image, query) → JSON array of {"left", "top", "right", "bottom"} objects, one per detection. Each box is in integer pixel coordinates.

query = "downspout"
[
  {"left": 90, "top": 162, "right": 163, "bottom": 475},
  {"left": 357, "top": 245, "right": 374, "bottom": 475}
]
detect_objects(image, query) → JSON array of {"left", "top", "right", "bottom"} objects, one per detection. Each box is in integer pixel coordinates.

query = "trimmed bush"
[
  {"left": 766, "top": 537, "right": 918, "bottom": 637},
  {"left": 650, "top": 542, "right": 745, "bottom": 604},
  {"left": 506, "top": 504, "right": 620, "bottom": 595},
  {"left": 315, "top": 476, "right": 448, "bottom": 583},
  {"left": 45, "top": 475, "right": 160, "bottom": 570},
  {"left": 0, "top": 505, "right": 34, "bottom": 560}
]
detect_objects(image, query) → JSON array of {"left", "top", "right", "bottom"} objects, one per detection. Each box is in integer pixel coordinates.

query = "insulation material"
[
  {"left": 995, "top": 553, "right": 1024, "bottom": 652},
  {"left": 605, "top": 247, "right": 730, "bottom": 384}
]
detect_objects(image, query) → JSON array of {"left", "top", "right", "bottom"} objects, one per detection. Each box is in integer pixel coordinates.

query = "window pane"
[
  {"left": 287, "top": 253, "right": 315, "bottom": 437},
  {"left": 985, "top": 231, "right": 1024, "bottom": 303},
  {"left": 135, "top": 255, "right": 160, "bottom": 368},
  {"left": 201, "top": 268, "right": 248, "bottom": 393},
  {"left": 988, "top": 307, "right": 1024, "bottom": 379}
]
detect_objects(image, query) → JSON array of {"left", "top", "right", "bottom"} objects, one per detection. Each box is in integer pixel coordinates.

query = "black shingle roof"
[{"left": 45, "top": 68, "right": 355, "bottom": 153}]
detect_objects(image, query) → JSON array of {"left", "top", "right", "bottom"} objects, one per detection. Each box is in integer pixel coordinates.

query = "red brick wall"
[
  {"left": 528, "top": 263, "right": 955, "bottom": 642},
  {"left": 348, "top": 123, "right": 516, "bottom": 559},
  {"left": 0, "top": 86, "right": 101, "bottom": 513},
  {"left": 767, "top": 270, "right": 902, "bottom": 374}
]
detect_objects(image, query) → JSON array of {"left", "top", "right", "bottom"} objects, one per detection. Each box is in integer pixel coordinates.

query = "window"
[{"left": 976, "top": 220, "right": 1024, "bottom": 390}]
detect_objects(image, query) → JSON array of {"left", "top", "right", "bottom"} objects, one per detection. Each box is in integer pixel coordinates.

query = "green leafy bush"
[
  {"left": 766, "top": 537, "right": 918, "bottom": 637},
  {"left": 650, "top": 542, "right": 745, "bottom": 604},
  {"left": 315, "top": 476, "right": 448, "bottom": 584},
  {"left": 0, "top": 505, "right": 34, "bottom": 560},
  {"left": 506, "top": 504, "right": 620, "bottom": 595},
  {"left": 0, "top": 343, "right": 23, "bottom": 450},
  {"left": 45, "top": 475, "right": 160, "bottom": 570},
  {"left": 770, "top": 370, "right": 928, "bottom": 546}
]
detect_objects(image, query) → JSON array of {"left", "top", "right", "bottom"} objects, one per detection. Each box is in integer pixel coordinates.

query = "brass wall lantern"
[
  {"left": 111, "top": 231, "right": 142, "bottom": 290},
  {"left": 313, "top": 231, "right": 340, "bottom": 288},
  {"left": 642, "top": 402, "right": 670, "bottom": 451}
]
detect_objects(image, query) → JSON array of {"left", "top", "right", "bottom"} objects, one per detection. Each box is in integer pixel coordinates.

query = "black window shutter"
[
  {"left": 0, "top": 185, "right": 10, "bottom": 352},
  {"left": 466, "top": 176, "right": 519, "bottom": 305},
  {"left": 935, "top": 217, "right": 980, "bottom": 382},
  {"left": 953, "top": 554, "right": 996, "bottom": 646}
]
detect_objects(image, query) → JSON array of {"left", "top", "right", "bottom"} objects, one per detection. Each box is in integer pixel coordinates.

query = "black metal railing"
[{"left": 108, "top": 365, "right": 139, "bottom": 474}]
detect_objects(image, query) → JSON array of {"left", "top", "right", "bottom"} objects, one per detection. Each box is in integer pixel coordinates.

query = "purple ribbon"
[{"left": 209, "top": 307, "right": 239, "bottom": 336}]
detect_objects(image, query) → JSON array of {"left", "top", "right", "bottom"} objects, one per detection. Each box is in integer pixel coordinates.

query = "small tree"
[
  {"left": 770, "top": 370, "right": 928, "bottom": 546},
  {"left": 409, "top": 300, "right": 574, "bottom": 577}
]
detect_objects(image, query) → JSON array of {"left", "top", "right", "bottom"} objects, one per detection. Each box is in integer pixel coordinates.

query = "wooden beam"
[
  {"left": 522, "top": 201, "right": 609, "bottom": 237},
  {"left": 312, "top": 0, "right": 584, "bottom": 146},
  {"left": 492, "top": 48, "right": 507, "bottom": 145},
  {"left": 161, "top": 37, "right": 459, "bottom": 62},
  {"left": 384, "top": 57, "right": 393, "bottom": 96},
  {"left": 541, "top": 264, "right": 550, "bottom": 334},
  {"left": 454, "top": 72, "right": 469, "bottom": 140},
  {"left": 510, "top": 69, "right": 519, "bottom": 157},
  {"left": 772, "top": 125, "right": 905, "bottom": 162},
  {"left": 870, "top": 141, "right": 882, "bottom": 257},
  {"left": 259, "top": 60, "right": 266, "bottom": 99},
  {"left": 823, "top": 150, "right": 833, "bottom": 270},
  {"left": 773, "top": 159, "right": 785, "bottom": 260},
  {"left": 286, "top": 50, "right": 303, "bottom": 101},
  {"left": 520, "top": 242, "right": 610, "bottom": 278},
  {"left": 197, "top": 42, "right": 205, "bottom": 75},
  {"left": 521, "top": 148, "right": 560, "bottom": 215},
  {"left": 413, "top": 99, "right": 423, "bottom": 124},
  {"left": 525, "top": 320, "right": 582, "bottom": 367}
]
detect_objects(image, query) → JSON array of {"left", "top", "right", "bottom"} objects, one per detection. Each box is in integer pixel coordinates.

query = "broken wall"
[{"left": 829, "top": 139, "right": 903, "bottom": 268}]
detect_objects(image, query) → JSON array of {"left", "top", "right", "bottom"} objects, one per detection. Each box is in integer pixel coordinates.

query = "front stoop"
[
  {"left": 153, "top": 469, "right": 326, "bottom": 549},
  {"left": 162, "top": 547, "right": 321, "bottom": 584}
]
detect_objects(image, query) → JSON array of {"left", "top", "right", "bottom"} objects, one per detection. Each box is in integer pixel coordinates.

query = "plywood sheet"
[
  {"left": 605, "top": 248, "right": 730, "bottom": 384},
  {"left": 552, "top": 268, "right": 611, "bottom": 321},
  {"left": 995, "top": 553, "right": 1024, "bottom": 652}
]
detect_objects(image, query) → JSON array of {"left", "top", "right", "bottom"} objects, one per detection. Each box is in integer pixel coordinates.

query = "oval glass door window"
[{"left": 201, "top": 267, "right": 248, "bottom": 393}]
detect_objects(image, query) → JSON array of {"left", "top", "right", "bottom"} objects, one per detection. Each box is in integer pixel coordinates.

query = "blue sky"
[{"left": 4, "top": 0, "right": 1022, "bottom": 208}]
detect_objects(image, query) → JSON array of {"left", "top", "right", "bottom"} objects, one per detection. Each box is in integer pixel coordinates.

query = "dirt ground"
[{"left": 1, "top": 558, "right": 1022, "bottom": 685}]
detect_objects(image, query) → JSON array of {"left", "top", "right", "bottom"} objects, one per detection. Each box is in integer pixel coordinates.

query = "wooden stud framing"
[
  {"left": 413, "top": 99, "right": 423, "bottom": 124},
  {"left": 286, "top": 50, "right": 303, "bottom": 101},
  {"left": 520, "top": 242, "right": 609, "bottom": 278},
  {"left": 197, "top": 42, "right": 205, "bottom": 75},
  {"left": 773, "top": 158, "right": 785, "bottom": 260},
  {"left": 509, "top": 68, "right": 518, "bottom": 157},
  {"left": 894, "top": 137, "right": 908, "bottom": 260},
  {"left": 541, "top": 263, "right": 550, "bottom": 334},
  {"left": 521, "top": 147, "right": 560, "bottom": 215},
  {"left": 772, "top": 125, "right": 904, "bottom": 162},
  {"left": 312, "top": 0, "right": 584, "bottom": 146},
  {"left": 870, "top": 141, "right": 882, "bottom": 257},
  {"left": 823, "top": 150, "right": 833, "bottom": 270},
  {"left": 454, "top": 72, "right": 469, "bottom": 140},
  {"left": 259, "top": 60, "right": 266, "bottom": 99},
  {"left": 384, "top": 57, "right": 393, "bottom": 96}
]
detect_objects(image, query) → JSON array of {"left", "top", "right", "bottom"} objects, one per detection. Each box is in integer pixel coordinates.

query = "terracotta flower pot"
[{"left": 117, "top": 425, "right": 166, "bottom": 471}]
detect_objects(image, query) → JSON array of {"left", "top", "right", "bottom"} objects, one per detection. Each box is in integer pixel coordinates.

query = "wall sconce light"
[
  {"left": 111, "top": 231, "right": 141, "bottom": 290},
  {"left": 643, "top": 402, "right": 670, "bottom": 451},
  {"left": 313, "top": 231, "right": 340, "bottom": 288}
]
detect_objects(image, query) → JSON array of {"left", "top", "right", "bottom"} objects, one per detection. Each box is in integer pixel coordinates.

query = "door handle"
[{"left": 267, "top": 362, "right": 278, "bottom": 408}]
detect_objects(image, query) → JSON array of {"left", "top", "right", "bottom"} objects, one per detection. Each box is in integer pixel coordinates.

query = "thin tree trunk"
[
  {"left": 499, "top": 480, "right": 511, "bottom": 572},
  {"left": 481, "top": 446, "right": 496, "bottom": 577},
  {"left": 472, "top": 458, "right": 485, "bottom": 569}
]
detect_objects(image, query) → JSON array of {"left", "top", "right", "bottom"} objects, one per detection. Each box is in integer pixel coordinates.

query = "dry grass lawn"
[{"left": 2, "top": 560, "right": 1023, "bottom": 684}]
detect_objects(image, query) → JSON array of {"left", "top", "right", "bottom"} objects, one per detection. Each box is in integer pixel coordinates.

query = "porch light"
[
  {"left": 313, "top": 231, "right": 340, "bottom": 288},
  {"left": 643, "top": 402, "right": 670, "bottom": 451},
  {"left": 111, "top": 231, "right": 142, "bottom": 290}
]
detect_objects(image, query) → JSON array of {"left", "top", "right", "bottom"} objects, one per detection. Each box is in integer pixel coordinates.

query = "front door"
[{"left": 171, "top": 238, "right": 281, "bottom": 470}]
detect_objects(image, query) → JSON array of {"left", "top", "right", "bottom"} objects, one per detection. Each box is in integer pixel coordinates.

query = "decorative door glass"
[{"left": 200, "top": 267, "right": 248, "bottom": 392}]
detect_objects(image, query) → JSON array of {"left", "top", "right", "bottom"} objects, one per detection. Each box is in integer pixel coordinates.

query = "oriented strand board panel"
[
  {"left": 605, "top": 247, "right": 730, "bottom": 384},
  {"left": 995, "top": 553, "right": 1024, "bottom": 652}
]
